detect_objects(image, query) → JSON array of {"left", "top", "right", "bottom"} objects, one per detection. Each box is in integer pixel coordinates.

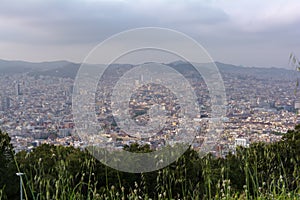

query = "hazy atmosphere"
[
  {"left": 1, "top": 1, "right": 300, "bottom": 199},
  {"left": 1, "top": 0, "right": 300, "bottom": 68}
]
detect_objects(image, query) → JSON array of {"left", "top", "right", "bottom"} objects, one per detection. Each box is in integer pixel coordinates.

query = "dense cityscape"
[
  {"left": 1, "top": 1, "right": 300, "bottom": 199},
  {"left": 0, "top": 61, "right": 297, "bottom": 157}
]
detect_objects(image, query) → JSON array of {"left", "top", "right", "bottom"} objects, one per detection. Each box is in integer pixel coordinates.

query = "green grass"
[
  {"left": 1, "top": 127, "right": 299, "bottom": 200},
  {"left": 9, "top": 147, "right": 299, "bottom": 199}
]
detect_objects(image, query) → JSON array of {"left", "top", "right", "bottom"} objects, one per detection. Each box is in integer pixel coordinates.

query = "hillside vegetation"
[{"left": 0, "top": 126, "right": 299, "bottom": 199}]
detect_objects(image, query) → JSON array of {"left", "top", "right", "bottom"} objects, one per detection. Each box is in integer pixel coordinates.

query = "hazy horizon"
[{"left": 0, "top": 0, "right": 300, "bottom": 69}]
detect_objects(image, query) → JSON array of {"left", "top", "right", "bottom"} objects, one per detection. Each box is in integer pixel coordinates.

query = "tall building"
[
  {"left": 1, "top": 96, "right": 10, "bottom": 111},
  {"left": 295, "top": 100, "right": 300, "bottom": 111},
  {"left": 16, "top": 82, "right": 22, "bottom": 95},
  {"left": 294, "top": 100, "right": 300, "bottom": 124}
]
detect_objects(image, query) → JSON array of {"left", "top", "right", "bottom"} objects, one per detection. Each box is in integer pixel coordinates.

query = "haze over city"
[{"left": 1, "top": 1, "right": 300, "bottom": 199}]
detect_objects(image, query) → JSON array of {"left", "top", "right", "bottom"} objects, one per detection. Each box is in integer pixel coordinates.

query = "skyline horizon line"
[{"left": 0, "top": 57, "right": 295, "bottom": 70}]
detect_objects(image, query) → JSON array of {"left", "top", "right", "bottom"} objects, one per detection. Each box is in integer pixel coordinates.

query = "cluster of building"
[
  {"left": 0, "top": 65, "right": 298, "bottom": 157},
  {"left": 0, "top": 74, "right": 76, "bottom": 152}
]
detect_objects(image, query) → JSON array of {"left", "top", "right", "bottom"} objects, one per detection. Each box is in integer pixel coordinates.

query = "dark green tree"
[{"left": 0, "top": 130, "right": 18, "bottom": 199}]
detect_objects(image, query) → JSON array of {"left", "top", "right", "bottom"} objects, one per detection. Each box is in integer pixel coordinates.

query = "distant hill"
[
  {"left": 28, "top": 63, "right": 80, "bottom": 78},
  {"left": 0, "top": 59, "right": 76, "bottom": 75},
  {"left": 214, "top": 62, "right": 293, "bottom": 80},
  {"left": 0, "top": 59, "right": 295, "bottom": 80}
]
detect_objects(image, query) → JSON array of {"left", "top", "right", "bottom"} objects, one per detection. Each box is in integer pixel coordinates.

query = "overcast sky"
[{"left": 0, "top": 0, "right": 300, "bottom": 68}]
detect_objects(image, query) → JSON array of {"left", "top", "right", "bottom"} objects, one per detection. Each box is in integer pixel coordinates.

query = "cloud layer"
[{"left": 0, "top": 0, "right": 300, "bottom": 67}]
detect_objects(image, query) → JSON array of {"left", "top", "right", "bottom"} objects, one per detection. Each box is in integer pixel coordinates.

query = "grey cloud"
[
  {"left": 0, "top": 0, "right": 230, "bottom": 45},
  {"left": 0, "top": 1, "right": 145, "bottom": 44},
  {"left": 0, "top": 0, "right": 299, "bottom": 67}
]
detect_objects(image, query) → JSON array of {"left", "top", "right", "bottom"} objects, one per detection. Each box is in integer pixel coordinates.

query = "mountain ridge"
[{"left": 0, "top": 59, "right": 295, "bottom": 80}]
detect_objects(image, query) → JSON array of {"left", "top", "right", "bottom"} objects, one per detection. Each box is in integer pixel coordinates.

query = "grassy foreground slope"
[{"left": 0, "top": 126, "right": 299, "bottom": 199}]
